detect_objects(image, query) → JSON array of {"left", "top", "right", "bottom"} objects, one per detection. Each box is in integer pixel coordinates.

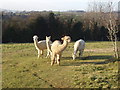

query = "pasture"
[{"left": 2, "top": 42, "right": 119, "bottom": 88}]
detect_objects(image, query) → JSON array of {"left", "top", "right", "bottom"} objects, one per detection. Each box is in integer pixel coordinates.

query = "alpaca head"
[
  {"left": 46, "top": 36, "right": 51, "bottom": 42},
  {"left": 61, "top": 36, "right": 71, "bottom": 43},
  {"left": 72, "top": 53, "right": 76, "bottom": 60},
  {"left": 33, "top": 35, "right": 38, "bottom": 41}
]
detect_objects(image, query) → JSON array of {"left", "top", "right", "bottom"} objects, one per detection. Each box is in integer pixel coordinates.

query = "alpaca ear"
[{"left": 46, "top": 36, "right": 49, "bottom": 40}]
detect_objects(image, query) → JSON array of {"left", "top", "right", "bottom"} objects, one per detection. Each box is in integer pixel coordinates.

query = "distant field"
[{"left": 2, "top": 42, "right": 119, "bottom": 88}]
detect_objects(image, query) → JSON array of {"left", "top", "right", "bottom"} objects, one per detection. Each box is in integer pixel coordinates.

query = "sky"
[{"left": 0, "top": 0, "right": 119, "bottom": 11}]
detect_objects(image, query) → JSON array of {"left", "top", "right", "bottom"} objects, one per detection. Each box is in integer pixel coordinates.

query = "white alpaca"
[
  {"left": 46, "top": 36, "right": 71, "bottom": 66},
  {"left": 33, "top": 35, "right": 52, "bottom": 58},
  {"left": 72, "top": 39, "right": 85, "bottom": 60}
]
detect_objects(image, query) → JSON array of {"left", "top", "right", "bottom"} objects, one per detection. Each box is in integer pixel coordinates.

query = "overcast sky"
[{"left": 0, "top": 0, "right": 119, "bottom": 11}]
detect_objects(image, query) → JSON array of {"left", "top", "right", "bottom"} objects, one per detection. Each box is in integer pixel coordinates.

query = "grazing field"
[{"left": 2, "top": 42, "right": 119, "bottom": 88}]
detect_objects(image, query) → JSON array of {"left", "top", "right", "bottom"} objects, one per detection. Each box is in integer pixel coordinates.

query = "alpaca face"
[
  {"left": 61, "top": 36, "right": 71, "bottom": 42},
  {"left": 33, "top": 35, "right": 38, "bottom": 41},
  {"left": 46, "top": 36, "right": 51, "bottom": 42}
]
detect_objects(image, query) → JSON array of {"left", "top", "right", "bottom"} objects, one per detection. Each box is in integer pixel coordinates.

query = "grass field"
[{"left": 2, "top": 42, "right": 119, "bottom": 88}]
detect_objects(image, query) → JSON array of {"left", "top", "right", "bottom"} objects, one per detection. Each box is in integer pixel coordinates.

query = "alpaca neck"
[
  {"left": 59, "top": 40, "right": 68, "bottom": 51},
  {"left": 46, "top": 40, "right": 52, "bottom": 53},
  {"left": 34, "top": 39, "right": 39, "bottom": 49}
]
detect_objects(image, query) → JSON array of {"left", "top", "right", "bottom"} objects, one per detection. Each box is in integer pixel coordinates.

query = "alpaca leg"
[
  {"left": 46, "top": 50, "right": 50, "bottom": 58},
  {"left": 51, "top": 53, "right": 55, "bottom": 66},
  {"left": 41, "top": 50, "right": 43, "bottom": 55},
  {"left": 46, "top": 50, "right": 49, "bottom": 58},
  {"left": 81, "top": 49, "right": 84, "bottom": 56},
  {"left": 38, "top": 50, "right": 41, "bottom": 58},
  {"left": 54, "top": 56, "right": 57, "bottom": 64},
  {"left": 79, "top": 50, "right": 83, "bottom": 57},
  {"left": 57, "top": 54, "right": 61, "bottom": 65}
]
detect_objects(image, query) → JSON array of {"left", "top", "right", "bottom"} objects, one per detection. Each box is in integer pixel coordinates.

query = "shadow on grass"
[
  {"left": 61, "top": 55, "right": 119, "bottom": 66},
  {"left": 62, "top": 55, "right": 112, "bottom": 60},
  {"left": 81, "top": 55, "right": 112, "bottom": 60}
]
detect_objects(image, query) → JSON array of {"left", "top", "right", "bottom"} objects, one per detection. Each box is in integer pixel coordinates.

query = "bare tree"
[
  {"left": 87, "top": 1, "right": 119, "bottom": 59},
  {"left": 104, "top": 2, "right": 119, "bottom": 59}
]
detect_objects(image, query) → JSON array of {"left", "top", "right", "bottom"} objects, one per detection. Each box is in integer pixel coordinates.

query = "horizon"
[{"left": 0, "top": 0, "right": 119, "bottom": 12}]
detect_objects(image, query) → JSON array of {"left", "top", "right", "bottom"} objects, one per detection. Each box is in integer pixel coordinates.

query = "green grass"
[{"left": 2, "top": 42, "right": 119, "bottom": 88}]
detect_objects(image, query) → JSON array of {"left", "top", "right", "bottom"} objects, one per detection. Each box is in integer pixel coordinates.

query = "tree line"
[{"left": 2, "top": 11, "right": 120, "bottom": 43}]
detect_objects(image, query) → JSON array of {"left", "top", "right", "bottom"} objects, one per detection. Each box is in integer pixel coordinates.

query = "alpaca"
[
  {"left": 72, "top": 39, "right": 85, "bottom": 60},
  {"left": 33, "top": 35, "right": 52, "bottom": 58},
  {"left": 46, "top": 36, "right": 71, "bottom": 66},
  {"left": 45, "top": 36, "right": 52, "bottom": 56}
]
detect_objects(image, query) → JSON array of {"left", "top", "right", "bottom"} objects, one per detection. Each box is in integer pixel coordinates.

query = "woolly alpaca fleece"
[{"left": 72, "top": 39, "right": 85, "bottom": 60}]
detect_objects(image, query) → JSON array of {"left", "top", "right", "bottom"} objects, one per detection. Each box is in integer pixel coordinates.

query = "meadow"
[{"left": 2, "top": 42, "right": 119, "bottom": 88}]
